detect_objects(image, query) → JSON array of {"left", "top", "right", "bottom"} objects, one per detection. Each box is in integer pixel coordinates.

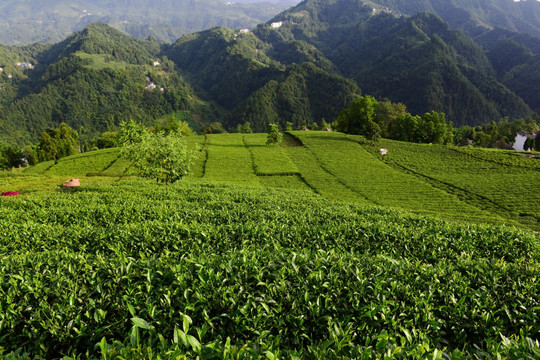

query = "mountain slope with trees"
[
  {"left": 2, "top": 0, "right": 540, "bottom": 145},
  {"left": 259, "top": 0, "right": 533, "bottom": 125},
  {"left": 363, "top": 0, "right": 540, "bottom": 38},
  {"left": 0, "top": 24, "right": 212, "bottom": 145}
]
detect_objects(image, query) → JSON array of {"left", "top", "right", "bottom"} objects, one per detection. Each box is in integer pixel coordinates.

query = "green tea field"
[
  {"left": 18, "top": 131, "right": 539, "bottom": 230},
  {"left": 1, "top": 131, "right": 539, "bottom": 358}
]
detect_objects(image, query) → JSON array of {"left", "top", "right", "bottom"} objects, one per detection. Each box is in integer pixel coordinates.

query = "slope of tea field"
[
  {"left": 0, "top": 175, "right": 539, "bottom": 358},
  {"left": 18, "top": 131, "right": 540, "bottom": 230},
  {"left": 376, "top": 139, "right": 540, "bottom": 231}
]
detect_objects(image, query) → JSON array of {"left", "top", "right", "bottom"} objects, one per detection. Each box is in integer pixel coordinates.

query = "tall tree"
[
  {"left": 335, "top": 95, "right": 379, "bottom": 137},
  {"left": 121, "top": 131, "right": 198, "bottom": 191}
]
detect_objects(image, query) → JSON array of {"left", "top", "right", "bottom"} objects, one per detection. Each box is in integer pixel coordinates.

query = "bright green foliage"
[
  {"left": 292, "top": 131, "right": 503, "bottom": 225},
  {"left": 17, "top": 132, "right": 540, "bottom": 230},
  {"left": 244, "top": 134, "right": 297, "bottom": 175},
  {"left": 121, "top": 132, "right": 198, "bottom": 189},
  {"left": 45, "top": 149, "right": 120, "bottom": 177},
  {"left": 0, "top": 177, "right": 539, "bottom": 358},
  {"left": 335, "top": 95, "right": 379, "bottom": 137},
  {"left": 396, "top": 111, "right": 453, "bottom": 144},
  {"left": 266, "top": 123, "right": 283, "bottom": 146},
  {"left": 100, "top": 157, "right": 132, "bottom": 177},
  {"left": 286, "top": 144, "right": 372, "bottom": 205},
  {"left": 117, "top": 120, "right": 148, "bottom": 146},
  {"left": 337, "top": 98, "right": 453, "bottom": 144},
  {"left": 21, "top": 160, "right": 55, "bottom": 175},
  {"left": 203, "top": 134, "right": 260, "bottom": 184}
]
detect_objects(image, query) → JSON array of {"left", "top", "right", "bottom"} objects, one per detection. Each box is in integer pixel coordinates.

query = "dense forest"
[{"left": 1, "top": 0, "right": 540, "bottom": 151}]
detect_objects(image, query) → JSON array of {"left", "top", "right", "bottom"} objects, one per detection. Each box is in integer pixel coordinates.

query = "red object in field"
[{"left": 1, "top": 191, "right": 20, "bottom": 196}]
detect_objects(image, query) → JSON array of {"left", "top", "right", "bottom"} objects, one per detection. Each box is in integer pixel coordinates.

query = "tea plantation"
[{"left": 1, "top": 132, "right": 539, "bottom": 359}]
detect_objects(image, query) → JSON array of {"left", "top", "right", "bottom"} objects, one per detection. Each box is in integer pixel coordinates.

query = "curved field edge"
[
  {"left": 14, "top": 132, "right": 539, "bottom": 230},
  {"left": 368, "top": 138, "right": 540, "bottom": 231},
  {"left": 0, "top": 178, "right": 539, "bottom": 358},
  {"left": 287, "top": 131, "right": 513, "bottom": 227}
]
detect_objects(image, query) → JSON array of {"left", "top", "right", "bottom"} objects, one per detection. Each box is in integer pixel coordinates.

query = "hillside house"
[
  {"left": 271, "top": 21, "right": 283, "bottom": 28},
  {"left": 0, "top": 67, "right": 3, "bottom": 72},
  {"left": 153, "top": 61, "right": 160, "bottom": 66},
  {"left": 18, "top": 62, "right": 34, "bottom": 69},
  {"left": 146, "top": 83, "right": 156, "bottom": 90},
  {"left": 513, "top": 131, "right": 538, "bottom": 151}
]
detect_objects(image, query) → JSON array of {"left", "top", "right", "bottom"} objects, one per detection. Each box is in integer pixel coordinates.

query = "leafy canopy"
[
  {"left": 119, "top": 121, "right": 198, "bottom": 189},
  {"left": 266, "top": 123, "right": 283, "bottom": 145}
]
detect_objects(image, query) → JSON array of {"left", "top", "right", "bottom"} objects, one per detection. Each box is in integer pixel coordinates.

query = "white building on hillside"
[{"left": 513, "top": 132, "right": 528, "bottom": 151}]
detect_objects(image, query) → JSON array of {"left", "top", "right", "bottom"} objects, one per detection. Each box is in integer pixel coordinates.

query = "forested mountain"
[
  {"left": 0, "top": 0, "right": 297, "bottom": 45},
  {"left": 1, "top": 0, "right": 540, "bottom": 145},
  {"left": 164, "top": 26, "right": 357, "bottom": 131},
  {"left": 0, "top": 23, "right": 213, "bottom": 145},
  {"left": 255, "top": 0, "right": 534, "bottom": 125}
]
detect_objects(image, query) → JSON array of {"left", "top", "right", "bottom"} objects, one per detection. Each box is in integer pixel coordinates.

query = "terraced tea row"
[
  {"left": 290, "top": 132, "right": 508, "bottom": 226},
  {"left": 375, "top": 139, "right": 540, "bottom": 231},
  {"left": 15, "top": 132, "right": 539, "bottom": 229}
]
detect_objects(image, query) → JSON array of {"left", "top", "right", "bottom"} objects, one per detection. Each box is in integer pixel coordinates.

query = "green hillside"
[
  {"left": 3, "top": 3, "right": 540, "bottom": 149},
  {"left": 0, "top": 24, "right": 212, "bottom": 145},
  {"left": 3, "top": 10, "right": 540, "bottom": 145},
  {"left": 15, "top": 131, "right": 540, "bottom": 231},
  {"left": 363, "top": 0, "right": 540, "bottom": 38},
  {"left": 1, "top": 132, "right": 539, "bottom": 358}
]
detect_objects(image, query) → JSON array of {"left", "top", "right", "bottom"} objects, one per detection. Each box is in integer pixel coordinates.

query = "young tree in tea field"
[
  {"left": 121, "top": 131, "right": 198, "bottom": 190},
  {"left": 266, "top": 123, "right": 282, "bottom": 145},
  {"left": 118, "top": 119, "right": 148, "bottom": 146}
]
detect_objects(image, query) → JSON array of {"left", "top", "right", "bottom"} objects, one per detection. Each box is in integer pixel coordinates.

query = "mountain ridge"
[
  {"left": 1, "top": 0, "right": 539, "bottom": 145},
  {"left": 0, "top": 0, "right": 298, "bottom": 45}
]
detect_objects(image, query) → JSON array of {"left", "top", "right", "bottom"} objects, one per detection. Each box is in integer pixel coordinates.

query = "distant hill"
[
  {"left": 363, "top": 0, "right": 540, "bottom": 38},
  {"left": 0, "top": 0, "right": 298, "bottom": 45},
  {"left": 257, "top": 0, "right": 534, "bottom": 125}
]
